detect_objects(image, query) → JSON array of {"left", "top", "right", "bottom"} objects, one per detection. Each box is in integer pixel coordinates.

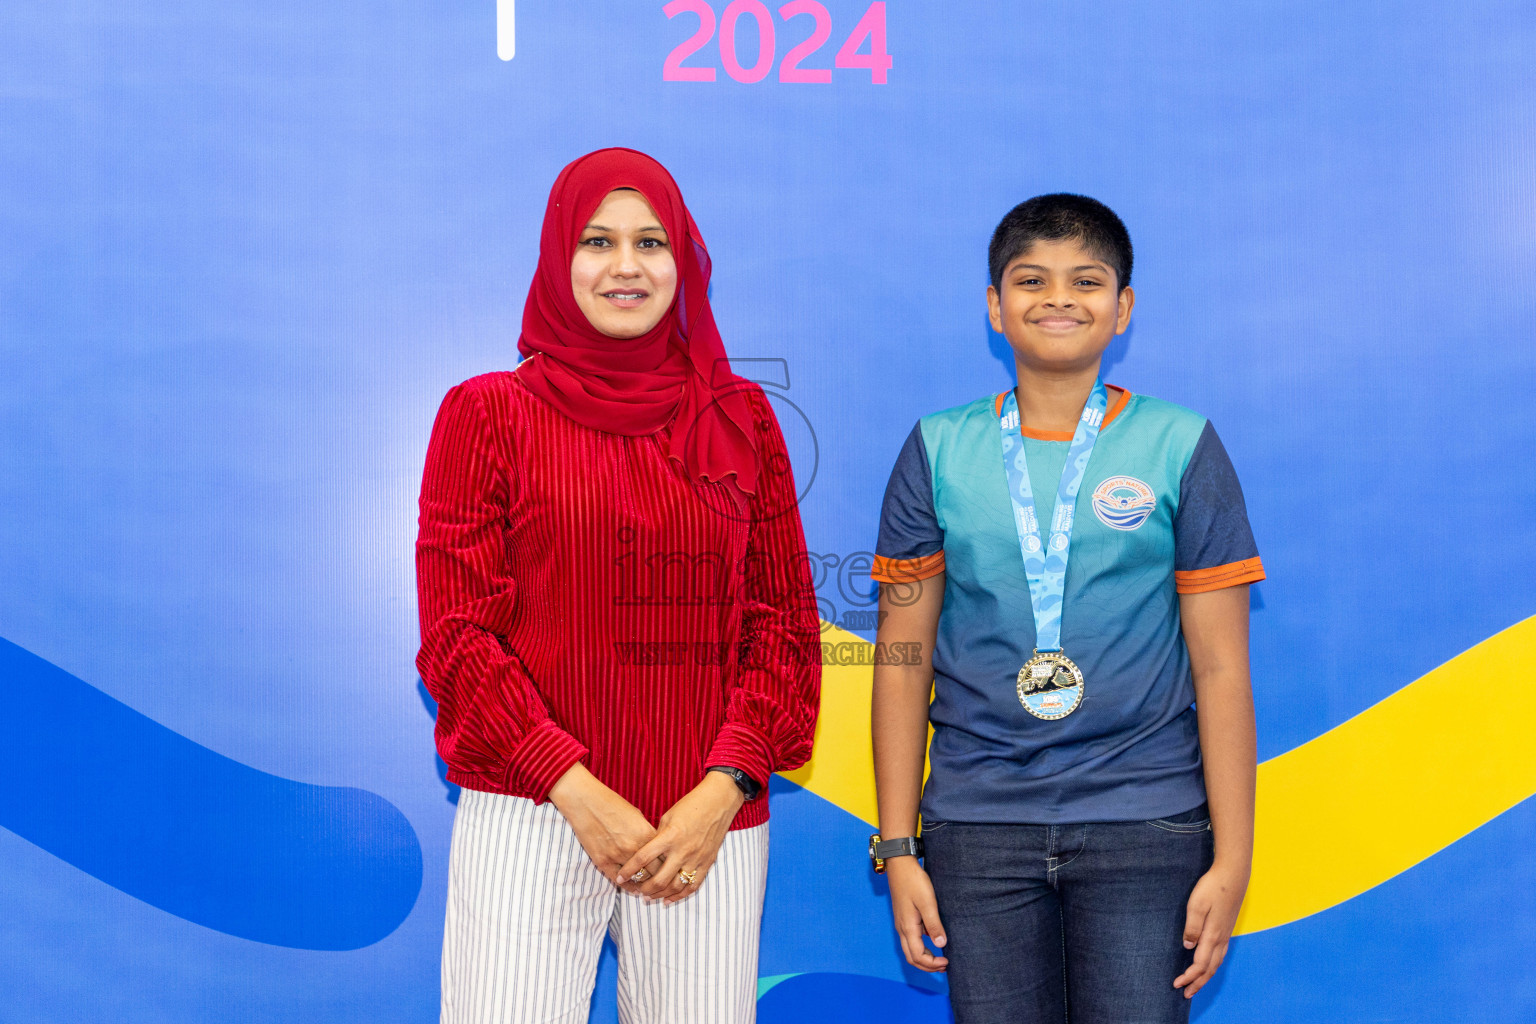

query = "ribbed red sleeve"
[
  {"left": 414, "top": 369, "right": 821, "bottom": 828},
  {"left": 415, "top": 382, "right": 589, "bottom": 801},
  {"left": 705, "top": 388, "right": 822, "bottom": 788}
]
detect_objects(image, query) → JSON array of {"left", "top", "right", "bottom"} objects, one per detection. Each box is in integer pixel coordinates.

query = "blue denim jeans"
[{"left": 923, "top": 805, "right": 1214, "bottom": 1024}]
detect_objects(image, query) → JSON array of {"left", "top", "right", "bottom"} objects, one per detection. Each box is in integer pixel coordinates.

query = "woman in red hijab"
[{"left": 416, "top": 148, "right": 821, "bottom": 1023}]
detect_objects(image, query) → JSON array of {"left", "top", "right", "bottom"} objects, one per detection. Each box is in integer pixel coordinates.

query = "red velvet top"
[{"left": 415, "top": 364, "right": 821, "bottom": 829}]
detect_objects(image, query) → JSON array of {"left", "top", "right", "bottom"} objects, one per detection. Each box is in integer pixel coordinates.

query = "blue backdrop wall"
[{"left": 3, "top": 2, "right": 1535, "bottom": 1021}]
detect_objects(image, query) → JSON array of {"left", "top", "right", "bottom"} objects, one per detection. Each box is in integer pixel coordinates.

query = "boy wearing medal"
[{"left": 869, "top": 194, "right": 1263, "bottom": 1023}]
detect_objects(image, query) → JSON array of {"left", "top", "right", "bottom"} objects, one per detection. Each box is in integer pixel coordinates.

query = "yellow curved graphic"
[{"left": 784, "top": 614, "right": 1536, "bottom": 935}]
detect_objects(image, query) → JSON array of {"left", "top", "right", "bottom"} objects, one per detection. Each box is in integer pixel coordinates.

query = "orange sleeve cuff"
[
  {"left": 871, "top": 551, "right": 946, "bottom": 584},
  {"left": 1174, "top": 556, "right": 1266, "bottom": 594}
]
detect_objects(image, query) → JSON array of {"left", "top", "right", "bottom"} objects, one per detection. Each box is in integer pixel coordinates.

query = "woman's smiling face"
[{"left": 570, "top": 189, "right": 678, "bottom": 339}]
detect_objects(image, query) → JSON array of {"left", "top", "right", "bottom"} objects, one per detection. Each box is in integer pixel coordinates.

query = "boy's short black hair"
[{"left": 988, "top": 194, "right": 1133, "bottom": 292}]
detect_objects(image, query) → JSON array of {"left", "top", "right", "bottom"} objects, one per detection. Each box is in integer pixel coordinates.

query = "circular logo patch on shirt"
[{"left": 1092, "top": 475, "right": 1157, "bottom": 531}]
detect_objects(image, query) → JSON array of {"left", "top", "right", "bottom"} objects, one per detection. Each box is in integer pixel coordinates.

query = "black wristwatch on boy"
[
  {"left": 868, "top": 834, "right": 924, "bottom": 873},
  {"left": 706, "top": 765, "right": 762, "bottom": 801}
]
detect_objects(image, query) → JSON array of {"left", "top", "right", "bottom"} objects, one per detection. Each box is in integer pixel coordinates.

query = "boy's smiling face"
[{"left": 987, "top": 238, "right": 1135, "bottom": 375}]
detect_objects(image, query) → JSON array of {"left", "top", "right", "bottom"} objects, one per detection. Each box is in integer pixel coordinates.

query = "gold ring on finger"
[{"left": 677, "top": 869, "right": 698, "bottom": 885}]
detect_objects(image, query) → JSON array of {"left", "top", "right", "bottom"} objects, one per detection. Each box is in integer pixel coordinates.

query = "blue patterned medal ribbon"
[{"left": 997, "top": 381, "right": 1109, "bottom": 653}]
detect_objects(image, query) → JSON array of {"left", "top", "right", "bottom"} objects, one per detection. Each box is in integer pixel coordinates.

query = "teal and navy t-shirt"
[{"left": 873, "top": 387, "right": 1265, "bottom": 825}]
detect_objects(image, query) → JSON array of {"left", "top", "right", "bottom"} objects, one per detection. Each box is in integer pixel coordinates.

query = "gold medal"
[{"left": 1016, "top": 650, "right": 1084, "bottom": 720}]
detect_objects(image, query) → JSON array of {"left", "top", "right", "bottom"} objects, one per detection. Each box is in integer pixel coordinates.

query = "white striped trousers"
[{"left": 442, "top": 788, "right": 769, "bottom": 1024}]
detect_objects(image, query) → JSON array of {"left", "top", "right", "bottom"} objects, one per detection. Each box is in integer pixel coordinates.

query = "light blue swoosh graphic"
[
  {"left": 0, "top": 638, "right": 422, "bottom": 950},
  {"left": 758, "top": 972, "right": 950, "bottom": 1022}
]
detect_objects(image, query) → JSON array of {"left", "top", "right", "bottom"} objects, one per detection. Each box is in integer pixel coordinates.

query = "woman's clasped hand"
[{"left": 549, "top": 763, "right": 746, "bottom": 904}]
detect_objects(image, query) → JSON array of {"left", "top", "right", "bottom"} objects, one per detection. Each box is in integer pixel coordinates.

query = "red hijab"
[{"left": 516, "top": 148, "right": 759, "bottom": 497}]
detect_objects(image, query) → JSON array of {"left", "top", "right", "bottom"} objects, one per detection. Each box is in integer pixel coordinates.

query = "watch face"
[{"left": 867, "top": 834, "right": 886, "bottom": 874}]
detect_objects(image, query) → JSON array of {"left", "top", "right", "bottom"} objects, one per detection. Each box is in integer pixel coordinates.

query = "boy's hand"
[
  {"left": 885, "top": 857, "right": 949, "bottom": 972},
  {"left": 1174, "top": 860, "right": 1249, "bottom": 998}
]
